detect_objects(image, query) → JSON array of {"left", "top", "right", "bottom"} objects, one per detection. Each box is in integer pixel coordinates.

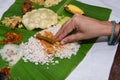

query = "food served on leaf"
[
  {"left": 21, "top": 25, "right": 80, "bottom": 65},
  {"left": 44, "top": 0, "right": 62, "bottom": 7},
  {"left": 0, "top": 44, "right": 23, "bottom": 66},
  {"left": 58, "top": 16, "right": 71, "bottom": 24},
  {"left": 22, "top": 8, "right": 58, "bottom": 30},
  {"left": 64, "top": 4, "right": 84, "bottom": 15},
  {"left": 0, "top": 25, "right": 80, "bottom": 66},
  {"left": 0, "top": 32, "right": 23, "bottom": 44},
  {"left": 35, "top": 32, "right": 56, "bottom": 44},
  {"left": 30, "top": 0, "right": 62, "bottom": 7},
  {"left": 0, "top": 67, "right": 10, "bottom": 80},
  {"left": 22, "top": 0, "right": 34, "bottom": 14},
  {"left": 1, "top": 16, "right": 23, "bottom": 29},
  {"left": 35, "top": 31, "right": 60, "bottom": 54},
  {"left": 30, "top": 0, "right": 44, "bottom": 5}
]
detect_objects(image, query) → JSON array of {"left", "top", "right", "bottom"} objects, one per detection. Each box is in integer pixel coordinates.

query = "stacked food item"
[
  {"left": 0, "top": 0, "right": 83, "bottom": 67},
  {"left": 0, "top": 0, "right": 85, "bottom": 79}
]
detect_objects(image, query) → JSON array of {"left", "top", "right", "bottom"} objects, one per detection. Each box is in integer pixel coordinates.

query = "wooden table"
[{"left": 109, "top": 43, "right": 120, "bottom": 80}]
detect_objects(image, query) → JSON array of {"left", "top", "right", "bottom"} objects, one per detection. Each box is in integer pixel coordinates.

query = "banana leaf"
[{"left": 0, "top": 0, "right": 111, "bottom": 80}]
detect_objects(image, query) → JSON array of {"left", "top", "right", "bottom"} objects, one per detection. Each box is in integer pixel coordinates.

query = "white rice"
[
  {"left": 0, "top": 25, "right": 80, "bottom": 66},
  {"left": 20, "top": 37, "right": 54, "bottom": 65},
  {"left": 21, "top": 25, "right": 80, "bottom": 65}
]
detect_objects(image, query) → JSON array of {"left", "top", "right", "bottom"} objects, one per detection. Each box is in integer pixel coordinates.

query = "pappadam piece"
[
  {"left": 44, "top": 0, "right": 62, "bottom": 7},
  {"left": 30, "top": 0, "right": 44, "bottom": 5},
  {"left": 30, "top": 0, "right": 62, "bottom": 7},
  {"left": 22, "top": 8, "right": 58, "bottom": 30}
]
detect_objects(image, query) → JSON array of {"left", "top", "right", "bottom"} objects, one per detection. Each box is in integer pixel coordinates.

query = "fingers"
[
  {"left": 60, "top": 33, "right": 84, "bottom": 45},
  {"left": 55, "top": 19, "right": 74, "bottom": 41}
]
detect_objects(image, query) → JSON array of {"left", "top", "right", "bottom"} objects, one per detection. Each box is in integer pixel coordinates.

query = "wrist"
[
  {"left": 115, "top": 24, "right": 120, "bottom": 36},
  {"left": 100, "top": 21, "right": 120, "bottom": 36},
  {"left": 114, "top": 23, "right": 120, "bottom": 43},
  {"left": 106, "top": 21, "right": 120, "bottom": 45}
]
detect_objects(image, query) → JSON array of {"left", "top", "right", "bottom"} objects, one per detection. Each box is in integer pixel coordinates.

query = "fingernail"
[{"left": 61, "top": 40, "right": 65, "bottom": 45}]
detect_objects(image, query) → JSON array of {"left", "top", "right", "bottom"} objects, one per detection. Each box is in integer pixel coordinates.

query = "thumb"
[{"left": 61, "top": 33, "right": 84, "bottom": 44}]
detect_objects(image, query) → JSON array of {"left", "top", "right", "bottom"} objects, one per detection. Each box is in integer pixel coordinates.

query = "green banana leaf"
[{"left": 0, "top": 0, "right": 111, "bottom": 80}]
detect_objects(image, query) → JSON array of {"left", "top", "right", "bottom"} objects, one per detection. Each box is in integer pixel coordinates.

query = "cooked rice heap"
[
  {"left": 21, "top": 25, "right": 80, "bottom": 65},
  {"left": 0, "top": 25, "right": 80, "bottom": 65}
]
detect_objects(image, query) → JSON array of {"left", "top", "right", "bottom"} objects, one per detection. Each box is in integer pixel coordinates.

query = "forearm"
[
  {"left": 99, "top": 21, "right": 120, "bottom": 37},
  {"left": 100, "top": 21, "right": 120, "bottom": 45}
]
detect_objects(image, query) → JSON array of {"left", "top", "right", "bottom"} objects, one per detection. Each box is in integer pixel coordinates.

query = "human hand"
[{"left": 55, "top": 14, "right": 112, "bottom": 44}]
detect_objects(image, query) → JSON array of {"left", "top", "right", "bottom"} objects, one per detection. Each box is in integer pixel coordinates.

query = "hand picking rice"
[{"left": 21, "top": 25, "right": 80, "bottom": 65}]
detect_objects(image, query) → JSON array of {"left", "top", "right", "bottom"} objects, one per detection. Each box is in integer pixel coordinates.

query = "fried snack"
[
  {"left": 22, "top": 8, "right": 58, "bottom": 30},
  {"left": 22, "top": 0, "right": 34, "bottom": 14},
  {"left": 36, "top": 33, "right": 56, "bottom": 44},
  {"left": 35, "top": 31, "right": 60, "bottom": 54},
  {"left": 30, "top": 0, "right": 44, "bottom": 5},
  {"left": 2, "top": 16, "right": 23, "bottom": 29},
  {"left": 30, "top": 0, "right": 62, "bottom": 7},
  {"left": 0, "top": 32, "right": 22, "bottom": 44},
  {"left": 0, "top": 67, "right": 10, "bottom": 80},
  {"left": 44, "top": 0, "right": 62, "bottom": 7}
]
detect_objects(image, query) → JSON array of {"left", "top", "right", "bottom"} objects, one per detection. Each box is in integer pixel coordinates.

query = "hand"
[{"left": 55, "top": 14, "right": 112, "bottom": 44}]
